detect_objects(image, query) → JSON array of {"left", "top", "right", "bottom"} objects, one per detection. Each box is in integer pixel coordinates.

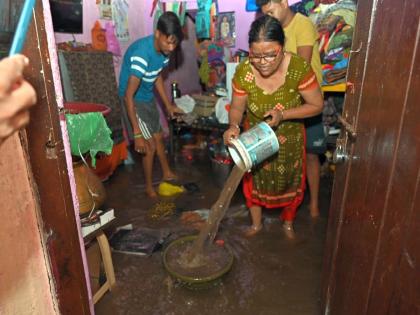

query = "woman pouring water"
[{"left": 223, "top": 15, "right": 323, "bottom": 238}]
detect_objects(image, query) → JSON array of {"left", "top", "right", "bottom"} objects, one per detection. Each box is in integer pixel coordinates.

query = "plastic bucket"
[
  {"left": 64, "top": 102, "right": 111, "bottom": 116},
  {"left": 228, "top": 122, "right": 279, "bottom": 171}
]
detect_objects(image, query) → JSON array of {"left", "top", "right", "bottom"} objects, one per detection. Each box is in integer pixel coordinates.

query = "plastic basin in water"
[{"left": 163, "top": 235, "right": 234, "bottom": 290}]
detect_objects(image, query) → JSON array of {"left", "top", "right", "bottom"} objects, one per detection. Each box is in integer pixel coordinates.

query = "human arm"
[
  {"left": 295, "top": 16, "right": 318, "bottom": 64},
  {"left": 155, "top": 74, "right": 183, "bottom": 118},
  {"left": 223, "top": 93, "right": 247, "bottom": 146},
  {"left": 0, "top": 55, "right": 37, "bottom": 146},
  {"left": 124, "top": 75, "right": 151, "bottom": 154},
  {"left": 264, "top": 73, "right": 323, "bottom": 127},
  {"left": 283, "top": 87, "right": 323, "bottom": 119},
  {"left": 297, "top": 46, "right": 313, "bottom": 63}
]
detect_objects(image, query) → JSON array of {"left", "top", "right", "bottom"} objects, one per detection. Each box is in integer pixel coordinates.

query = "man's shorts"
[
  {"left": 305, "top": 114, "right": 327, "bottom": 155},
  {"left": 120, "top": 98, "right": 162, "bottom": 140}
]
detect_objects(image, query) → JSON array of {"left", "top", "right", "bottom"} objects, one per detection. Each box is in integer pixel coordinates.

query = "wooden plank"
[
  {"left": 92, "top": 232, "right": 116, "bottom": 304},
  {"left": 93, "top": 282, "right": 111, "bottom": 304},
  {"left": 389, "top": 175, "right": 420, "bottom": 314},
  {"left": 22, "top": 0, "right": 90, "bottom": 313},
  {"left": 96, "top": 232, "right": 116, "bottom": 287}
]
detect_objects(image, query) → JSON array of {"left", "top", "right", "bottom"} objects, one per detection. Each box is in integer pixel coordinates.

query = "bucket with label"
[{"left": 228, "top": 122, "right": 279, "bottom": 172}]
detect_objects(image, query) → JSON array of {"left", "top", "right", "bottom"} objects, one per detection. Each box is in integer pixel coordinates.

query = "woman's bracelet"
[
  {"left": 277, "top": 109, "right": 284, "bottom": 121},
  {"left": 273, "top": 108, "right": 284, "bottom": 122},
  {"left": 134, "top": 133, "right": 143, "bottom": 139},
  {"left": 274, "top": 103, "right": 285, "bottom": 122},
  {"left": 229, "top": 123, "right": 240, "bottom": 130}
]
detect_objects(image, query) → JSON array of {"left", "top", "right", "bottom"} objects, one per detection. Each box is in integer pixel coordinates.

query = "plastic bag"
[
  {"left": 91, "top": 20, "right": 107, "bottom": 51},
  {"left": 174, "top": 95, "right": 196, "bottom": 113},
  {"left": 215, "top": 97, "right": 230, "bottom": 124},
  {"left": 109, "top": 226, "right": 170, "bottom": 256},
  {"left": 66, "top": 112, "right": 113, "bottom": 167},
  {"left": 158, "top": 182, "right": 184, "bottom": 197},
  {"left": 105, "top": 22, "right": 121, "bottom": 56}
]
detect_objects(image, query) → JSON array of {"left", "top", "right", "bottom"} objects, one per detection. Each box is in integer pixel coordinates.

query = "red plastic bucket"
[{"left": 64, "top": 102, "right": 111, "bottom": 116}]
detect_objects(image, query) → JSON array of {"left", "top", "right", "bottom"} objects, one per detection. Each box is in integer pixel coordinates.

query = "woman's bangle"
[
  {"left": 134, "top": 133, "right": 143, "bottom": 139},
  {"left": 274, "top": 108, "right": 284, "bottom": 122},
  {"left": 279, "top": 109, "right": 284, "bottom": 121},
  {"left": 229, "top": 124, "right": 240, "bottom": 130},
  {"left": 274, "top": 103, "right": 285, "bottom": 122}
]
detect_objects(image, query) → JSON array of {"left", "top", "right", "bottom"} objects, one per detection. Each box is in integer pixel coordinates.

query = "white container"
[
  {"left": 228, "top": 122, "right": 279, "bottom": 172},
  {"left": 226, "top": 62, "right": 239, "bottom": 101}
]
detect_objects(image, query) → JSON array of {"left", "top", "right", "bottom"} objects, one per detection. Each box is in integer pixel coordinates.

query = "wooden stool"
[
  {"left": 92, "top": 231, "right": 116, "bottom": 304},
  {"left": 82, "top": 210, "right": 116, "bottom": 303}
]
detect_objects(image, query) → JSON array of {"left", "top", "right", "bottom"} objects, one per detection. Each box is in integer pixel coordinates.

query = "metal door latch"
[
  {"left": 333, "top": 138, "right": 349, "bottom": 163},
  {"left": 337, "top": 114, "right": 357, "bottom": 138},
  {"left": 333, "top": 114, "right": 358, "bottom": 164}
]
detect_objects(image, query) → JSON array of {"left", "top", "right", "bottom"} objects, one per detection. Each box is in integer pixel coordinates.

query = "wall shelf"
[{"left": 322, "top": 82, "right": 346, "bottom": 93}]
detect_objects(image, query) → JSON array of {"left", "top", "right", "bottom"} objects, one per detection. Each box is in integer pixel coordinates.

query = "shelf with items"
[
  {"left": 322, "top": 88, "right": 346, "bottom": 152},
  {"left": 322, "top": 82, "right": 346, "bottom": 93}
]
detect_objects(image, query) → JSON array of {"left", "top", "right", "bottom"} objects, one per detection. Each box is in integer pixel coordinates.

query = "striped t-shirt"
[{"left": 118, "top": 35, "right": 169, "bottom": 102}]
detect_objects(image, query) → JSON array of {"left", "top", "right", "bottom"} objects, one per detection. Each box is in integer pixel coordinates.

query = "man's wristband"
[{"left": 134, "top": 133, "right": 143, "bottom": 139}]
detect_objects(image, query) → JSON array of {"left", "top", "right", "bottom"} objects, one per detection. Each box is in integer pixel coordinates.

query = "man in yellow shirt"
[{"left": 257, "top": 0, "right": 325, "bottom": 218}]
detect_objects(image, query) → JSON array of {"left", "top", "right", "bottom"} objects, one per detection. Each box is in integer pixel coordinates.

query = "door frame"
[{"left": 22, "top": 0, "right": 92, "bottom": 313}]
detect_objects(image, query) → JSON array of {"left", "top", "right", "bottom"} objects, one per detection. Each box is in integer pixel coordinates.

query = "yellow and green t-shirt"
[{"left": 284, "top": 13, "right": 322, "bottom": 85}]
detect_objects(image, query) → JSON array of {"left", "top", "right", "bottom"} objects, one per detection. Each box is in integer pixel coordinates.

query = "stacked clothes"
[{"left": 309, "top": 0, "right": 357, "bottom": 85}]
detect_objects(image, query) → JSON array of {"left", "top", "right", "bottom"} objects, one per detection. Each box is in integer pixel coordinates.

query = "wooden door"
[
  {"left": 21, "top": 0, "right": 91, "bottom": 313},
  {"left": 322, "top": 1, "right": 420, "bottom": 314}
]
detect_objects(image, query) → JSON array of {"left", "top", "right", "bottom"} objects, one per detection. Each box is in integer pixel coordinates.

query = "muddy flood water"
[{"left": 95, "top": 148, "right": 332, "bottom": 315}]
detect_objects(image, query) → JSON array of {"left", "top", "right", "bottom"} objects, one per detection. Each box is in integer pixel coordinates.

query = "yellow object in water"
[{"left": 158, "top": 182, "right": 184, "bottom": 197}]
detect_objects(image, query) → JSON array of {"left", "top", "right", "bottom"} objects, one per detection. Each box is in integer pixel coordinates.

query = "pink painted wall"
[
  {"left": 217, "top": 1, "right": 257, "bottom": 50},
  {"left": 177, "top": 0, "right": 258, "bottom": 51},
  {"left": 54, "top": 0, "right": 259, "bottom": 97},
  {"left": 0, "top": 135, "right": 58, "bottom": 314},
  {"left": 54, "top": 0, "right": 148, "bottom": 55}
]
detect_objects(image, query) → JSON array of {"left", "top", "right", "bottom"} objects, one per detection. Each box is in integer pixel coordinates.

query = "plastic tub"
[{"left": 163, "top": 235, "right": 234, "bottom": 290}]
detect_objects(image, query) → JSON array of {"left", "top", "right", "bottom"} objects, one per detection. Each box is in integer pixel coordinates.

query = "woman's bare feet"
[
  {"left": 244, "top": 224, "right": 263, "bottom": 237},
  {"left": 282, "top": 221, "right": 295, "bottom": 239}
]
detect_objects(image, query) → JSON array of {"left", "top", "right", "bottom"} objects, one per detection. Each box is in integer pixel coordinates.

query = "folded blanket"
[{"left": 323, "top": 68, "right": 347, "bottom": 84}]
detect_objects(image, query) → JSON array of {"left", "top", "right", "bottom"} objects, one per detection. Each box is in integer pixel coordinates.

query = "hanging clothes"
[
  {"left": 152, "top": 0, "right": 188, "bottom": 28},
  {"left": 196, "top": 0, "right": 214, "bottom": 39}
]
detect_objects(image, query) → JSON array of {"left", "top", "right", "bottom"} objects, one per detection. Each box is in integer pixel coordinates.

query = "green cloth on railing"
[{"left": 66, "top": 112, "right": 113, "bottom": 167}]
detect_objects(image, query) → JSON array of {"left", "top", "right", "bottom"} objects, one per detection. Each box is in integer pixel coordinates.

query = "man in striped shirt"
[{"left": 119, "top": 12, "right": 184, "bottom": 197}]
